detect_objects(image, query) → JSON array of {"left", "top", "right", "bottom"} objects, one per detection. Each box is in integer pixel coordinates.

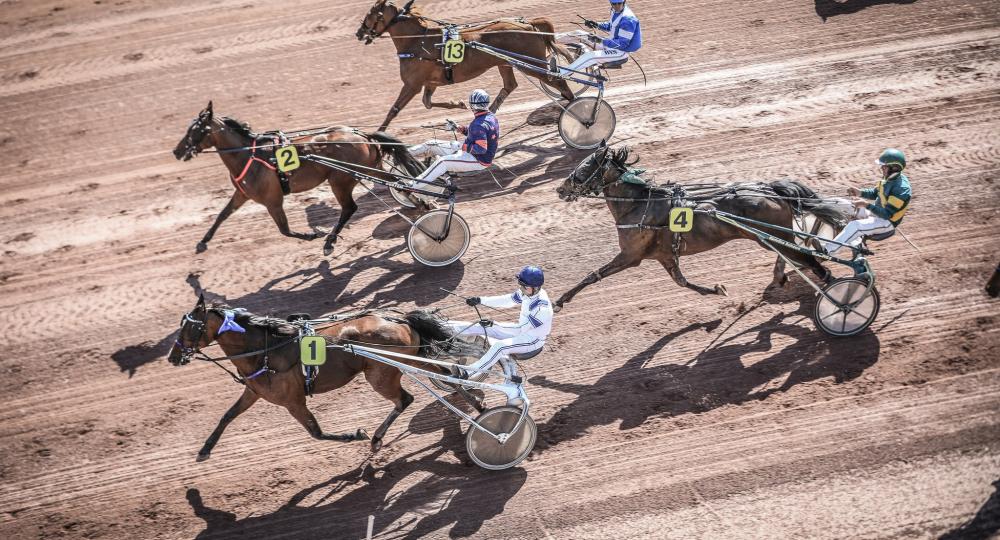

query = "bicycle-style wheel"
[
  {"left": 558, "top": 97, "right": 617, "bottom": 149},
  {"left": 407, "top": 210, "right": 471, "bottom": 267},
  {"left": 814, "top": 277, "right": 880, "bottom": 336},
  {"left": 466, "top": 406, "right": 536, "bottom": 470}
]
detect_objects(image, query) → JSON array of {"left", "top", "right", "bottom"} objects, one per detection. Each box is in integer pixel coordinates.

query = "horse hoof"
[
  {"left": 195, "top": 242, "right": 208, "bottom": 254},
  {"left": 371, "top": 437, "right": 383, "bottom": 452},
  {"left": 553, "top": 304, "right": 563, "bottom": 313},
  {"left": 715, "top": 284, "right": 728, "bottom": 296},
  {"left": 196, "top": 452, "right": 211, "bottom": 462},
  {"left": 356, "top": 428, "right": 369, "bottom": 441},
  {"left": 323, "top": 242, "right": 336, "bottom": 256}
]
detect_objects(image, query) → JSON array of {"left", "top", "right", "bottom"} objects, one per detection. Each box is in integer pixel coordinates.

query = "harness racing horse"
[
  {"left": 167, "top": 295, "right": 461, "bottom": 459},
  {"left": 987, "top": 262, "right": 1000, "bottom": 298},
  {"left": 356, "top": 0, "right": 576, "bottom": 131},
  {"left": 553, "top": 146, "right": 851, "bottom": 311},
  {"left": 173, "top": 101, "right": 423, "bottom": 255}
]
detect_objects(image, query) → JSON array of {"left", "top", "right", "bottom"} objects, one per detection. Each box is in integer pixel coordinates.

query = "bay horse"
[
  {"left": 553, "top": 146, "right": 851, "bottom": 311},
  {"left": 172, "top": 101, "right": 423, "bottom": 255},
  {"left": 356, "top": 0, "right": 576, "bottom": 131},
  {"left": 167, "top": 295, "right": 461, "bottom": 459},
  {"left": 987, "top": 263, "right": 1000, "bottom": 298}
]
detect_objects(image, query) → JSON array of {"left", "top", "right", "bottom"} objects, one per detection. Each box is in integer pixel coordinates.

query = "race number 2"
[
  {"left": 443, "top": 39, "right": 465, "bottom": 63},
  {"left": 669, "top": 207, "right": 694, "bottom": 233},
  {"left": 300, "top": 336, "right": 327, "bottom": 366},
  {"left": 276, "top": 146, "right": 300, "bottom": 173}
]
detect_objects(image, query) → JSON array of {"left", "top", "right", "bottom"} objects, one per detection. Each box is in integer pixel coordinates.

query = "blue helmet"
[
  {"left": 516, "top": 265, "right": 544, "bottom": 288},
  {"left": 609, "top": 0, "right": 626, "bottom": 4},
  {"left": 469, "top": 89, "right": 490, "bottom": 111}
]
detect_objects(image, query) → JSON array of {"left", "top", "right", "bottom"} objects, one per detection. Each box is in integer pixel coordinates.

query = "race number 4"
[
  {"left": 300, "top": 336, "right": 327, "bottom": 366},
  {"left": 669, "top": 207, "right": 694, "bottom": 233},
  {"left": 443, "top": 39, "right": 465, "bottom": 63},
  {"left": 275, "top": 146, "right": 300, "bottom": 173}
]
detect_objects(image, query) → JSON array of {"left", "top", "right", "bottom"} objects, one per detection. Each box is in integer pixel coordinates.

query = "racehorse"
[
  {"left": 987, "top": 263, "right": 1000, "bottom": 298},
  {"left": 173, "top": 101, "right": 423, "bottom": 255},
  {"left": 167, "top": 295, "right": 461, "bottom": 459},
  {"left": 356, "top": 0, "right": 576, "bottom": 131},
  {"left": 553, "top": 146, "right": 852, "bottom": 311}
]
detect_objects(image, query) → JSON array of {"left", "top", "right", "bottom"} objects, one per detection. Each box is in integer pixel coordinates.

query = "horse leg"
[
  {"left": 490, "top": 65, "right": 518, "bottom": 113},
  {"left": 379, "top": 84, "right": 421, "bottom": 131},
  {"left": 197, "top": 191, "right": 248, "bottom": 253},
  {"left": 554, "top": 251, "right": 642, "bottom": 312},
  {"left": 265, "top": 202, "right": 319, "bottom": 241},
  {"left": 770, "top": 255, "right": 789, "bottom": 288},
  {"left": 196, "top": 388, "right": 258, "bottom": 461},
  {"left": 287, "top": 400, "right": 368, "bottom": 443},
  {"left": 368, "top": 370, "right": 414, "bottom": 452},
  {"left": 422, "top": 86, "right": 467, "bottom": 110},
  {"left": 659, "top": 258, "right": 728, "bottom": 296},
  {"left": 323, "top": 178, "right": 358, "bottom": 256}
]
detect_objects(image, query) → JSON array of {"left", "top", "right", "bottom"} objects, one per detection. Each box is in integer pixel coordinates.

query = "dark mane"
[
  {"left": 609, "top": 146, "right": 637, "bottom": 168},
  {"left": 207, "top": 304, "right": 298, "bottom": 336},
  {"left": 221, "top": 117, "right": 255, "bottom": 139}
]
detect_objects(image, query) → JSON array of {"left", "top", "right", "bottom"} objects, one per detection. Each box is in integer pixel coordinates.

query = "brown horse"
[
  {"left": 987, "top": 263, "right": 1000, "bottom": 298},
  {"left": 553, "top": 146, "right": 851, "bottom": 311},
  {"left": 167, "top": 295, "right": 462, "bottom": 459},
  {"left": 356, "top": 0, "right": 575, "bottom": 131},
  {"left": 173, "top": 101, "right": 423, "bottom": 255}
]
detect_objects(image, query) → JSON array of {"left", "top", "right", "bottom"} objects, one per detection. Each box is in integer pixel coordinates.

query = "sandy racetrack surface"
[{"left": 1, "top": 0, "right": 999, "bottom": 538}]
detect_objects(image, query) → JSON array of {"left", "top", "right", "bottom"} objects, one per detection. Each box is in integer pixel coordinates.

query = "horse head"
[
  {"left": 173, "top": 101, "right": 215, "bottom": 161},
  {"left": 557, "top": 143, "right": 635, "bottom": 202},
  {"left": 357, "top": 0, "right": 415, "bottom": 44},
  {"left": 167, "top": 294, "right": 217, "bottom": 366}
]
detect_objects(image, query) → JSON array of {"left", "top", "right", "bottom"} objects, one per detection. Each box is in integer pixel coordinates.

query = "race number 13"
[
  {"left": 300, "top": 336, "right": 327, "bottom": 366},
  {"left": 669, "top": 207, "right": 694, "bottom": 233},
  {"left": 276, "top": 146, "right": 300, "bottom": 173},
  {"left": 444, "top": 40, "right": 465, "bottom": 63}
]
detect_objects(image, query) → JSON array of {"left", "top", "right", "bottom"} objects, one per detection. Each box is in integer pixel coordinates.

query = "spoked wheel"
[
  {"left": 814, "top": 277, "right": 881, "bottom": 336},
  {"left": 407, "top": 209, "right": 471, "bottom": 267},
  {"left": 383, "top": 155, "right": 417, "bottom": 209},
  {"left": 466, "top": 406, "right": 536, "bottom": 470},
  {"left": 558, "top": 97, "right": 617, "bottom": 150},
  {"left": 540, "top": 57, "right": 602, "bottom": 99},
  {"left": 430, "top": 357, "right": 490, "bottom": 393}
]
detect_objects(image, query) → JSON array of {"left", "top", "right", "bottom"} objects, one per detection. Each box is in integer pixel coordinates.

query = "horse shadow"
[
  {"left": 815, "top": 0, "right": 918, "bottom": 22},
  {"left": 110, "top": 247, "right": 465, "bottom": 377},
  {"left": 530, "top": 298, "right": 881, "bottom": 452},
  {"left": 185, "top": 397, "right": 527, "bottom": 539},
  {"left": 938, "top": 478, "right": 1000, "bottom": 540}
]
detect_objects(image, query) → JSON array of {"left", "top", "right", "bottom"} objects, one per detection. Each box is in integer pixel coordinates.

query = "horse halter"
[
  {"left": 358, "top": 1, "right": 414, "bottom": 44},
  {"left": 563, "top": 151, "right": 623, "bottom": 201}
]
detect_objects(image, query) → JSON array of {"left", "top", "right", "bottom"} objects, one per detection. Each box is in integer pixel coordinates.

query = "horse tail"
[
  {"left": 403, "top": 310, "right": 458, "bottom": 355},
  {"left": 770, "top": 180, "right": 851, "bottom": 228},
  {"left": 367, "top": 131, "right": 425, "bottom": 176},
  {"left": 531, "top": 18, "right": 572, "bottom": 63}
]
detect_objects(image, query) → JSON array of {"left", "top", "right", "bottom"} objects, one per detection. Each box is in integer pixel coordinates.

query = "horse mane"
[
  {"left": 608, "top": 146, "right": 638, "bottom": 169},
  {"left": 207, "top": 303, "right": 298, "bottom": 336},
  {"left": 221, "top": 117, "right": 255, "bottom": 139}
]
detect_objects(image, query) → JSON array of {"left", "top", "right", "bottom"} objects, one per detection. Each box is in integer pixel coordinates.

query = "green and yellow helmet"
[{"left": 876, "top": 148, "right": 906, "bottom": 170}]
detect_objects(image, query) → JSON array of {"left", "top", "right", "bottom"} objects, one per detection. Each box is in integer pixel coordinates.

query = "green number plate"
[
  {"left": 300, "top": 336, "right": 327, "bottom": 366},
  {"left": 669, "top": 207, "right": 694, "bottom": 233},
  {"left": 275, "top": 146, "right": 300, "bottom": 173},
  {"left": 443, "top": 39, "right": 465, "bottom": 63}
]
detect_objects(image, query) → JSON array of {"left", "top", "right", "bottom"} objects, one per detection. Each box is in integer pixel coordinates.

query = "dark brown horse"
[
  {"left": 173, "top": 101, "right": 423, "bottom": 255},
  {"left": 356, "top": 0, "right": 575, "bottom": 131},
  {"left": 553, "top": 146, "right": 850, "bottom": 311},
  {"left": 167, "top": 295, "right": 461, "bottom": 459},
  {"left": 987, "top": 263, "right": 1000, "bottom": 298}
]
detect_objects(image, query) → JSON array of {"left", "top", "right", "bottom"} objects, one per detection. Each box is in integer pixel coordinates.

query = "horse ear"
[
  {"left": 205, "top": 101, "right": 213, "bottom": 117},
  {"left": 401, "top": 0, "right": 414, "bottom": 13},
  {"left": 197, "top": 293, "right": 205, "bottom": 309},
  {"left": 599, "top": 139, "right": 607, "bottom": 148}
]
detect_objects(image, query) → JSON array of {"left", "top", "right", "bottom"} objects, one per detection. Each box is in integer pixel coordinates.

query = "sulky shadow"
[{"left": 815, "top": 0, "right": 918, "bottom": 22}]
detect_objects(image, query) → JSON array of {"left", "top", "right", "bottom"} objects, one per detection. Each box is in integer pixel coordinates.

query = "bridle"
[
  {"left": 173, "top": 311, "right": 209, "bottom": 365},
  {"left": 358, "top": 0, "right": 415, "bottom": 44},
  {"left": 561, "top": 150, "right": 626, "bottom": 201},
  {"left": 179, "top": 114, "right": 212, "bottom": 161}
]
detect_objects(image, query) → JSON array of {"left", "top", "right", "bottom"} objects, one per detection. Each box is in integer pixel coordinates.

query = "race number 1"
[
  {"left": 443, "top": 39, "right": 465, "bottom": 63},
  {"left": 276, "top": 146, "right": 300, "bottom": 173},
  {"left": 669, "top": 207, "right": 694, "bottom": 233},
  {"left": 300, "top": 336, "right": 327, "bottom": 366}
]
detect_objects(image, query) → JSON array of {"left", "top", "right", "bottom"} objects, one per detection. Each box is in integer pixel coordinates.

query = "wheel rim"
[
  {"left": 559, "top": 97, "right": 617, "bottom": 149},
  {"left": 541, "top": 55, "right": 598, "bottom": 99},
  {"left": 815, "top": 278, "right": 879, "bottom": 336},
  {"left": 390, "top": 186, "right": 417, "bottom": 208},
  {"left": 466, "top": 406, "right": 536, "bottom": 470},
  {"left": 407, "top": 210, "right": 470, "bottom": 267},
  {"left": 430, "top": 354, "right": 490, "bottom": 392}
]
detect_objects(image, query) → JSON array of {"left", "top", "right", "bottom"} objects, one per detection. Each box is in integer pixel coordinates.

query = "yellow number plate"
[
  {"left": 275, "top": 146, "right": 300, "bottom": 173},
  {"left": 669, "top": 207, "right": 694, "bottom": 233},
  {"left": 300, "top": 336, "right": 327, "bottom": 366},
  {"left": 443, "top": 39, "right": 465, "bottom": 63}
]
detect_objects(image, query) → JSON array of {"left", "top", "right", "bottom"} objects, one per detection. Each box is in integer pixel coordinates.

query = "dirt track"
[{"left": 1, "top": 0, "right": 999, "bottom": 538}]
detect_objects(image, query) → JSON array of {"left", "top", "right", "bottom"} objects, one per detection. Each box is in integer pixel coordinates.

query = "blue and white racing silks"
[
  {"left": 479, "top": 288, "right": 554, "bottom": 341},
  {"left": 598, "top": 5, "right": 642, "bottom": 53}
]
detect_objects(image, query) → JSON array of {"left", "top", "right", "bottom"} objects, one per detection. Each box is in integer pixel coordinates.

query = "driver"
[
  {"left": 556, "top": 0, "right": 642, "bottom": 76},
  {"left": 449, "top": 265, "right": 553, "bottom": 380}
]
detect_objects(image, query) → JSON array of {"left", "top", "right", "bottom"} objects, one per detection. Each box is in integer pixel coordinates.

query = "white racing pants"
[
  {"left": 447, "top": 320, "right": 543, "bottom": 377},
  {"left": 824, "top": 207, "right": 894, "bottom": 254},
  {"left": 408, "top": 140, "right": 487, "bottom": 187},
  {"left": 562, "top": 47, "right": 629, "bottom": 75}
]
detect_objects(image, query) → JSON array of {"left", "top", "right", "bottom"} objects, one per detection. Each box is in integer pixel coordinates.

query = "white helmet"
[{"left": 469, "top": 89, "right": 490, "bottom": 111}]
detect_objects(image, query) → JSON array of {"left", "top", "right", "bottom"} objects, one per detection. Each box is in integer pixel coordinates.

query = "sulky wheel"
[
  {"left": 430, "top": 358, "right": 491, "bottom": 393},
  {"left": 383, "top": 155, "right": 417, "bottom": 208},
  {"left": 407, "top": 210, "right": 471, "bottom": 267},
  {"left": 541, "top": 58, "right": 602, "bottom": 100},
  {"left": 814, "top": 277, "right": 881, "bottom": 337},
  {"left": 558, "top": 97, "right": 617, "bottom": 150},
  {"left": 465, "top": 406, "right": 536, "bottom": 470}
]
